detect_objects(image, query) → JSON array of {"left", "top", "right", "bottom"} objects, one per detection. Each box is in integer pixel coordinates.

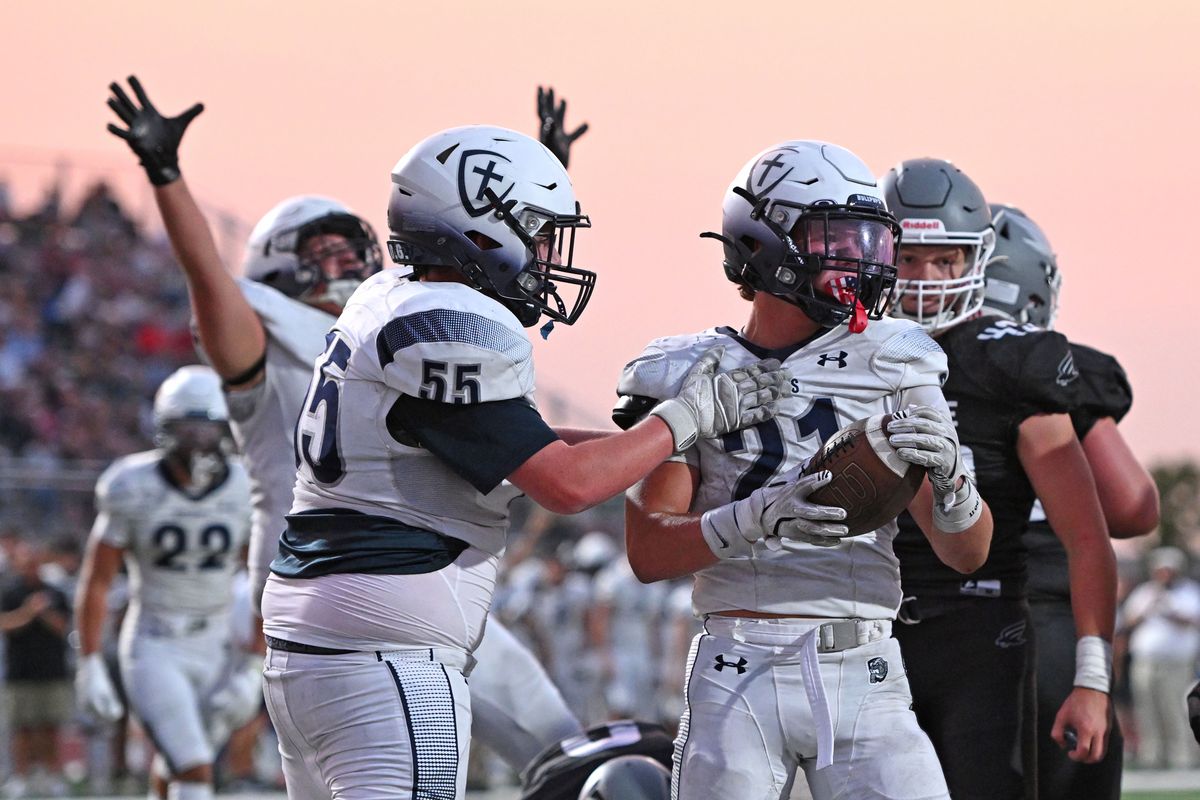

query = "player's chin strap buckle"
[{"left": 816, "top": 619, "right": 888, "bottom": 653}]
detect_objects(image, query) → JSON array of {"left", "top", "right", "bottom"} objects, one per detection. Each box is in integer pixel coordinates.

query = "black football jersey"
[
  {"left": 520, "top": 720, "right": 674, "bottom": 800},
  {"left": 894, "top": 316, "right": 1080, "bottom": 600},
  {"left": 1025, "top": 343, "right": 1131, "bottom": 601}
]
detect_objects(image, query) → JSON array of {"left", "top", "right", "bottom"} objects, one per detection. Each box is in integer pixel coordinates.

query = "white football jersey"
[
  {"left": 290, "top": 270, "right": 536, "bottom": 557},
  {"left": 225, "top": 279, "right": 335, "bottom": 589},
  {"left": 618, "top": 317, "right": 948, "bottom": 619},
  {"left": 90, "top": 451, "right": 251, "bottom": 619}
]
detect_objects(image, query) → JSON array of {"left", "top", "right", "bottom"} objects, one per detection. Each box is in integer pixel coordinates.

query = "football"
[{"left": 802, "top": 413, "right": 926, "bottom": 535}]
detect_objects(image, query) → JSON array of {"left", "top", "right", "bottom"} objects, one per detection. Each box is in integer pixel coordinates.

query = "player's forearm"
[
  {"left": 514, "top": 418, "right": 674, "bottom": 514},
  {"left": 155, "top": 180, "right": 266, "bottom": 380},
  {"left": 626, "top": 511, "right": 717, "bottom": 583},
  {"left": 552, "top": 427, "right": 617, "bottom": 445},
  {"left": 912, "top": 481, "right": 993, "bottom": 574},
  {"left": 74, "top": 583, "right": 110, "bottom": 656}
]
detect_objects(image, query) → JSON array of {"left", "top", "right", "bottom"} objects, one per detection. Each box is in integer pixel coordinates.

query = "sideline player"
[
  {"left": 259, "top": 124, "right": 789, "bottom": 799},
  {"left": 104, "top": 76, "right": 591, "bottom": 776},
  {"left": 986, "top": 202, "right": 1158, "bottom": 799},
  {"left": 75, "top": 366, "right": 258, "bottom": 800},
  {"left": 618, "top": 140, "right": 993, "bottom": 800},
  {"left": 884, "top": 159, "right": 1118, "bottom": 799}
]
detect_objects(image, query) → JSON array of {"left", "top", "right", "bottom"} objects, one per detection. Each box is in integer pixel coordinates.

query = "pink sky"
[{"left": 3, "top": 0, "right": 1197, "bottom": 463}]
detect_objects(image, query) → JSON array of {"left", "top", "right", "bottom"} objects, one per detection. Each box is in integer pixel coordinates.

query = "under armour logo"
[
  {"left": 867, "top": 657, "right": 889, "bottom": 684},
  {"left": 713, "top": 655, "right": 747, "bottom": 674},
  {"left": 817, "top": 351, "right": 848, "bottom": 368}
]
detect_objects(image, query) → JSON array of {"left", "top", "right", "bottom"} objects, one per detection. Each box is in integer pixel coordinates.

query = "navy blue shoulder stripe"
[{"left": 377, "top": 309, "right": 532, "bottom": 368}]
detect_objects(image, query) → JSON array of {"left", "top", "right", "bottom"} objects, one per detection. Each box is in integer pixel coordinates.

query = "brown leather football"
[{"left": 802, "top": 413, "right": 926, "bottom": 536}]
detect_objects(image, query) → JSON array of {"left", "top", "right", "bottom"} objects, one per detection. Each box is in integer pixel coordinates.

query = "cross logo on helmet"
[{"left": 458, "top": 149, "right": 516, "bottom": 217}]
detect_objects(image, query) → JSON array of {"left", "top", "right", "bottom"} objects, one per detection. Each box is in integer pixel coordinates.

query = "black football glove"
[
  {"left": 536, "top": 86, "right": 588, "bottom": 169},
  {"left": 106, "top": 76, "right": 203, "bottom": 186}
]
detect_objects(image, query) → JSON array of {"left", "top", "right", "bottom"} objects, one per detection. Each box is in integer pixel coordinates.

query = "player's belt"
[{"left": 265, "top": 635, "right": 355, "bottom": 656}]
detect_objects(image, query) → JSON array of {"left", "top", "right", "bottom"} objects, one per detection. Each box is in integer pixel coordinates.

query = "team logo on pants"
[
  {"left": 714, "top": 655, "right": 748, "bottom": 674},
  {"left": 867, "top": 657, "right": 889, "bottom": 684}
]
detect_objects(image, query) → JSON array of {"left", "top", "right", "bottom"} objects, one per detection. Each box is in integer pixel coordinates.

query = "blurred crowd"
[{"left": 0, "top": 186, "right": 1196, "bottom": 795}]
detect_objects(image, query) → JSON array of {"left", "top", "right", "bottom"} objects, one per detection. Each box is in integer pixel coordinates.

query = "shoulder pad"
[
  {"left": 237, "top": 278, "right": 334, "bottom": 366},
  {"left": 1070, "top": 343, "right": 1133, "bottom": 423},
  {"left": 972, "top": 323, "right": 1079, "bottom": 414},
  {"left": 616, "top": 330, "right": 727, "bottom": 401},
  {"left": 375, "top": 282, "right": 534, "bottom": 403},
  {"left": 94, "top": 453, "right": 154, "bottom": 516},
  {"left": 868, "top": 319, "right": 948, "bottom": 391}
]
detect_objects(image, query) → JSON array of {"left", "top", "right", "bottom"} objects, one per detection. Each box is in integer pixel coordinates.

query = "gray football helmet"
[
  {"left": 707, "top": 141, "right": 901, "bottom": 332},
  {"left": 984, "top": 204, "right": 1061, "bottom": 329},
  {"left": 242, "top": 196, "right": 383, "bottom": 310},
  {"left": 882, "top": 158, "right": 995, "bottom": 332},
  {"left": 386, "top": 125, "right": 595, "bottom": 328},
  {"left": 578, "top": 755, "right": 670, "bottom": 800}
]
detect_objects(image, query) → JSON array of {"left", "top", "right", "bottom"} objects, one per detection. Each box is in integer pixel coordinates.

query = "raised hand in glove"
[
  {"left": 106, "top": 75, "right": 203, "bottom": 186},
  {"left": 651, "top": 346, "right": 790, "bottom": 451},
  {"left": 700, "top": 470, "right": 851, "bottom": 558},
  {"left": 887, "top": 405, "right": 981, "bottom": 533},
  {"left": 537, "top": 86, "right": 588, "bottom": 168},
  {"left": 76, "top": 653, "right": 124, "bottom": 722}
]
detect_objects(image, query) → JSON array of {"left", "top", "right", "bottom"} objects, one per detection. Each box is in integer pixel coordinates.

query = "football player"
[
  {"left": 104, "top": 76, "right": 596, "bottom": 778},
  {"left": 884, "top": 159, "right": 1119, "bottom": 799},
  {"left": 617, "top": 141, "right": 993, "bottom": 800},
  {"left": 520, "top": 719, "right": 674, "bottom": 800},
  {"left": 75, "top": 366, "right": 256, "bottom": 800},
  {"left": 986, "top": 203, "right": 1159, "bottom": 799},
  {"left": 258, "top": 124, "right": 788, "bottom": 799}
]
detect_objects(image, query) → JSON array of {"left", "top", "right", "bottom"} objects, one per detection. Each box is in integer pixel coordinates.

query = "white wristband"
[
  {"left": 1074, "top": 635, "right": 1113, "bottom": 693},
  {"left": 650, "top": 399, "right": 698, "bottom": 452},
  {"left": 932, "top": 478, "right": 983, "bottom": 534},
  {"left": 699, "top": 505, "right": 754, "bottom": 560}
]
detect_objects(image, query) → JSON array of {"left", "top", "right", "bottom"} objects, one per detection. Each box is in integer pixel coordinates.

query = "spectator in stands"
[
  {"left": 0, "top": 540, "right": 72, "bottom": 797},
  {"left": 1120, "top": 546, "right": 1200, "bottom": 768}
]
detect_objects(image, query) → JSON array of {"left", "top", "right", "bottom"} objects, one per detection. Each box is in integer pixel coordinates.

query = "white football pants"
[{"left": 673, "top": 616, "right": 949, "bottom": 800}]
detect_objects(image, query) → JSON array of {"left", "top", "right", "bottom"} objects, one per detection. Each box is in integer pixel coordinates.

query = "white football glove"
[
  {"left": 651, "top": 346, "right": 790, "bottom": 451},
  {"left": 205, "top": 652, "right": 263, "bottom": 745},
  {"left": 700, "top": 470, "right": 851, "bottom": 558},
  {"left": 886, "top": 405, "right": 982, "bottom": 533},
  {"left": 76, "top": 652, "right": 124, "bottom": 722}
]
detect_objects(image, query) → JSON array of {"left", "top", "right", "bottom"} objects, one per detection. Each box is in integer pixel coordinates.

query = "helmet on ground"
[
  {"left": 578, "top": 755, "right": 671, "bottom": 800},
  {"left": 882, "top": 158, "right": 995, "bottom": 332},
  {"left": 984, "top": 203, "right": 1061, "bottom": 328},
  {"left": 386, "top": 125, "right": 595, "bottom": 328},
  {"left": 709, "top": 140, "right": 901, "bottom": 333},
  {"left": 242, "top": 195, "right": 383, "bottom": 310}
]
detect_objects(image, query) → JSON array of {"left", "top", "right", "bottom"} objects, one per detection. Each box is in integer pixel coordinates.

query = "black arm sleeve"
[{"left": 387, "top": 395, "right": 560, "bottom": 494}]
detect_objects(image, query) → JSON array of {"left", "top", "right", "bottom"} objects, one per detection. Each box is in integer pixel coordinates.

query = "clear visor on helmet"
[{"left": 774, "top": 206, "right": 900, "bottom": 322}]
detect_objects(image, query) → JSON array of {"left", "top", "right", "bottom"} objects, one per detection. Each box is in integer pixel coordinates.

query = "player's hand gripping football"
[
  {"left": 650, "top": 346, "right": 790, "bottom": 451},
  {"left": 537, "top": 86, "right": 588, "bottom": 168},
  {"left": 76, "top": 652, "right": 124, "bottom": 722},
  {"left": 887, "top": 405, "right": 982, "bottom": 533},
  {"left": 700, "top": 470, "right": 852, "bottom": 559},
  {"left": 106, "top": 75, "right": 204, "bottom": 186}
]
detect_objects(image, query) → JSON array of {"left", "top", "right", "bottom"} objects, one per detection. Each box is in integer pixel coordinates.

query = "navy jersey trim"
[
  {"left": 387, "top": 395, "right": 558, "bottom": 494},
  {"left": 377, "top": 308, "right": 532, "bottom": 368},
  {"left": 270, "top": 510, "right": 468, "bottom": 579},
  {"left": 716, "top": 325, "right": 833, "bottom": 362}
]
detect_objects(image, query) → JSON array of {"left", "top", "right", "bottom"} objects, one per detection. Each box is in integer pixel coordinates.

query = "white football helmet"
[
  {"left": 882, "top": 158, "right": 995, "bottom": 333},
  {"left": 386, "top": 125, "right": 594, "bottom": 328},
  {"left": 710, "top": 141, "right": 902, "bottom": 333},
  {"left": 153, "top": 366, "right": 231, "bottom": 486},
  {"left": 242, "top": 195, "right": 383, "bottom": 310},
  {"left": 573, "top": 531, "right": 618, "bottom": 573}
]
